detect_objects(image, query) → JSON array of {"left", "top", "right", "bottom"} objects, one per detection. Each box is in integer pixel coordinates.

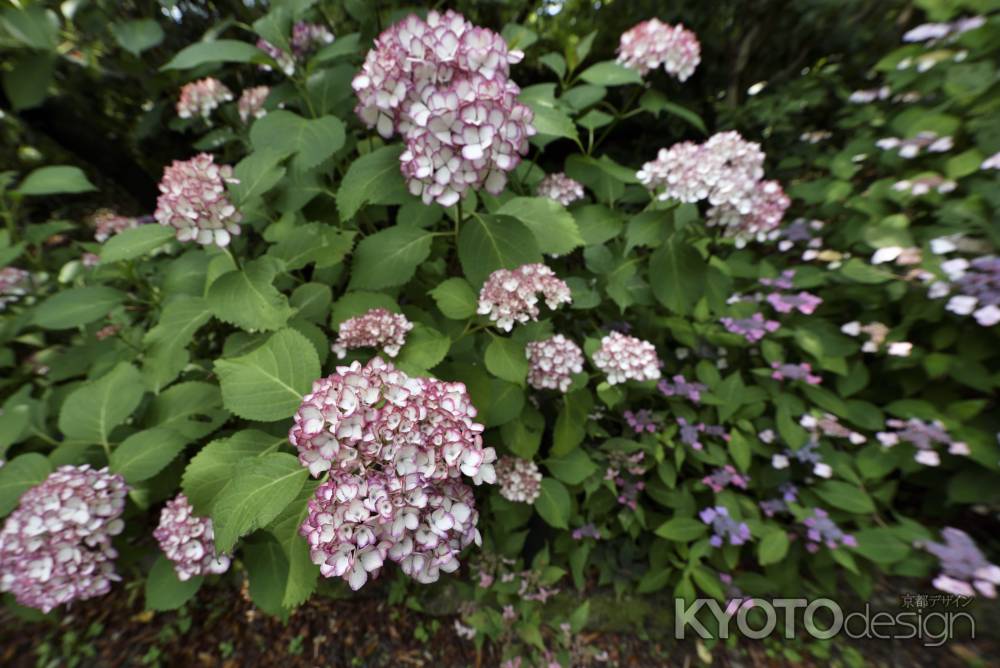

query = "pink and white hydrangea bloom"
[
  {"left": 332, "top": 308, "right": 413, "bottom": 359},
  {"left": 176, "top": 78, "right": 233, "bottom": 120},
  {"left": 617, "top": 19, "right": 701, "bottom": 81},
  {"left": 154, "top": 153, "right": 243, "bottom": 247},
  {"left": 153, "top": 494, "right": 230, "bottom": 582},
  {"left": 707, "top": 179, "right": 790, "bottom": 246},
  {"left": 638, "top": 132, "right": 769, "bottom": 220},
  {"left": 237, "top": 86, "right": 271, "bottom": 123},
  {"left": 0, "top": 465, "right": 127, "bottom": 613},
  {"left": 92, "top": 210, "right": 140, "bottom": 243},
  {"left": 477, "top": 264, "right": 572, "bottom": 331},
  {"left": 291, "top": 358, "right": 496, "bottom": 590},
  {"left": 525, "top": 334, "right": 584, "bottom": 393},
  {"left": 495, "top": 456, "right": 543, "bottom": 504},
  {"left": 352, "top": 11, "right": 534, "bottom": 206},
  {"left": 0, "top": 267, "right": 31, "bottom": 311},
  {"left": 536, "top": 172, "right": 585, "bottom": 206},
  {"left": 593, "top": 331, "right": 662, "bottom": 385}
]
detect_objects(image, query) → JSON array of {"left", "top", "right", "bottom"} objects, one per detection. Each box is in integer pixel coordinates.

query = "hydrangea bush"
[{"left": 0, "top": 0, "right": 999, "bottom": 665}]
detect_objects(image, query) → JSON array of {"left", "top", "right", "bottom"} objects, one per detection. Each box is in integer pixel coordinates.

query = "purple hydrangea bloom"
[
  {"left": 721, "top": 313, "right": 780, "bottom": 342},
  {"left": 802, "top": 508, "right": 856, "bottom": 552},
  {"left": 657, "top": 375, "right": 707, "bottom": 403},
  {"left": 771, "top": 362, "right": 822, "bottom": 385},
  {"left": 876, "top": 418, "right": 968, "bottom": 467},
  {"left": 702, "top": 465, "right": 750, "bottom": 493},
  {"left": 700, "top": 506, "right": 751, "bottom": 547},
  {"left": 624, "top": 409, "right": 660, "bottom": 434},
  {"left": 766, "top": 291, "right": 822, "bottom": 315},
  {"left": 921, "top": 528, "right": 1000, "bottom": 598}
]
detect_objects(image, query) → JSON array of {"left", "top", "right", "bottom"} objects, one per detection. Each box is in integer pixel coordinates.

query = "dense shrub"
[{"left": 1, "top": 0, "right": 999, "bottom": 665}]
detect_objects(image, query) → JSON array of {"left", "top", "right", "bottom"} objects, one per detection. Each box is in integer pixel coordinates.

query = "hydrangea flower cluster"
[
  {"left": 876, "top": 132, "right": 953, "bottom": 158},
  {"left": 760, "top": 484, "right": 799, "bottom": 517},
  {"left": 495, "top": 456, "right": 542, "bottom": 504},
  {"left": 840, "top": 320, "right": 911, "bottom": 356},
  {"left": 153, "top": 494, "right": 230, "bottom": 581},
  {"left": 770, "top": 362, "right": 822, "bottom": 385},
  {"left": 291, "top": 358, "right": 496, "bottom": 589},
  {"left": 176, "top": 78, "right": 233, "bottom": 120},
  {"left": 477, "top": 264, "right": 571, "bottom": 331},
  {"left": 604, "top": 451, "right": 646, "bottom": 510},
  {"left": 572, "top": 524, "right": 602, "bottom": 541},
  {"left": 0, "top": 465, "right": 127, "bottom": 613},
  {"left": 893, "top": 175, "right": 957, "bottom": 196},
  {"left": 525, "top": 334, "right": 584, "bottom": 393},
  {"left": 616, "top": 19, "right": 701, "bottom": 81},
  {"left": 720, "top": 313, "right": 780, "bottom": 342},
  {"left": 903, "top": 16, "right": 985, "bottom": 43},
  {"left": 593, "top": 331, "right": 661, "bottom": 385},
  {"left": 929, "top": 256, "right": 1000, "bottom": 327},
  {"left": 921, "top": 528, "right": 1000, "bottom": 598},
  {"left": 766, "top": 290, "right": 822, "bottom": 315},
  {"left": 154, "top": 153, "right": 243, "bottom": 248},
  {"left": 624, "top": 409, "right": 659, "bottom": 434},
  {"left": 876, "top": 418, "right": 969, "bottom": 467},
  {"left": 699, "top": 506, "right": 751, "bottom": 548},
  {"left": 849, "top": 86, "right": 891, "bottom": 103},
  {"left": 257, "top": 22, "right": 334, "bottom": 75},
  {"left": 657, "top": 375, "right": 706, "bottom": 403},
  {"left": 92, "top": 210, "right": 141, "bottom": 243},
  {"left": 352, "top": 11, "right": 534, "bottom": 206},
  {"left": 331, "top": 308, "right": 413, "bottom": 359},
  {"left": 802, "top": 508, "right": 856, "bottom": 553},
  {"left": 677, "top": 418, "right": 729, "bottom": 451},
  {"left": 638, "top": 131, "right": 764, "bottom": 211},
  {"left": 801, "top": 413, "right": 866, "bottom": 445},
  {"left": 707, "top": 179, "right": 791, "bottom": 247},
  {"left": 702, "top": 466, "right": 749, "bottom": 493},
  {"left": 772, "top": 440, "right": 832, "bottom": 479},
  {"left": 536, "top": 172, "right": 585, "bottom": 206},
  {"left": 237, "top": 86, "right": 270, "bottom": 123},
  {"left": 0, "top": 266, "right": 31, "bottom": 311}
]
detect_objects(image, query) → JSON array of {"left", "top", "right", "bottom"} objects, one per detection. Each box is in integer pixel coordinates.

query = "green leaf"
[
  {"left": 430, "top": 278, "right": 478, "bottom": 319},
  {"left": 145, "top": 381, "right": 228, "bottom": 440},
  {"left": 534, "top": 478, "right": 571, "bottom": 529},
  {"left": 109, "top": 427, "right": 188, "bottom": 484},
  {"left": 0, "top": 6, "right": 59, "bottom": 50},
  {"left": 396, "top": 324, "right": 450, "bottom": 372},
  {"left": 16, "top": 166, "right": 96, "bottom": 196},
  {"left": 100, "top": 225, "right": 174, "bottom": 263},
  {"left": 814, "top": 481, "right": 875, "bottom": 514},
  {"left": 348, "top": 226, "right": 434, "bottom": 290},
  {"left": 485, "top": 336, "right": 528, "bottom": 385},
  {"left": 162, "top": 40, "right": 262, "bottom": 70},
  {"left": 0, "top": 453, "right": 52, "bottom": 517},
  {"left": 58, "top": 363, "right": 145, "bottom": 445},
  {"left": 524, "top": 100, "right": 579, "bottom": 142},
  {"left": 182, "top": 430, "right": 286, "bottom": 513},
  {"left": 207, "top": 258, "right": 293, "bottom": 332},
  {"left": 290, "top": 283, "right": 332, "bottom": 323},
  {"left": 33, "top": 286, "right": 124, "bottom": 329},
  {"left": 214, "top": 328, "right": 320, "bottom": 422},
  {"left": 336, "top": 145, "right": 408, "bottom": 221},
  {"left": 639, "top": 89, "right": 707, "bottom": 133},
  {"left": 143, "top": 296, "right": 213, "bottom": 391},
  {"left": 244, "top": 537, "right": 291, "bottom": 617},
  {"left": 266, "top": 480, "right": 320, "bottom": 609},
  {"left": 853, "top": 529, "right": 910, "bottom": 564},
  {"left": 655, "top": 517, "right": 707, "bottom": 542},
  {"left": 211, "top": 452, "right": 309, "bottom": 554},
  {"left": 496, "top": 197, "right": 583, "bottom": 255},
  {"left": 268, "top": 224, "right": 354, "bottom": 271},
  {"left": 3, "top": 52, "right": 55, "bottom": 111},
  {"left": 250, "top": 111, "right": 346, "bottom": 172},
  {"left": 458, "top": 213, "right": 542, "bottom": 287},
  {"left": 649, "top": 238, "right": 706, "bottom": 315},
  {"left": 145, "top": 555, "right": 203, "bottom": 611},
  {"left": 579, "top": 61, "right": 643, "bottom": 86},
  {"left": 544, "top": 448, "right": 597, "bottom": 485},
  {"left": 551, "top": 390, "right": 593, "bottom": 456},
  {"left": 111, "top": 19, "right": 164, "bottom": 55},
  {"left": 230, "top": 148, "right": 287, "bottom": 205},
  {"left": 757, "top": 530, "right": 790, "bottom": 566}
]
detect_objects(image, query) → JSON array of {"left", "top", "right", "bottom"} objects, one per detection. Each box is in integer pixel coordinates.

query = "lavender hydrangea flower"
[
  {"left": 657, "top": 375, "right": 706, "bottom": 403},
  {"left": 700, "top": 506, "right": 751, "bottom": 547},
  {"left": 624, "top": 409, "right": 659, "bottom": 434},
  {"left": 802, "top": 508, "right": 856, "bottom": 552},
  {"left": 702, "top": 465, "right": 749, "bottom": 493},
  {"left": 876, "top": 418, "right": 968, "bottom": 466},
  {"left": 766, "top": 291, "right": 822, "bottom": 315},
  {"left": 677, "top": 418, "right": 729, "bottom": 451},
  {"left": 721, "top": 313, "right": 780, "bottom": 342},
  {"left": 921, "top": 528, "right": 1000, "bottom": 598},
  {"left": 770, "top": 362, "right": 822, "bottom": 385}
]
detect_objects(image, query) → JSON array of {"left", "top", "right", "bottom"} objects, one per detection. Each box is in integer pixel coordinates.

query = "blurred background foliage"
[{"left": 1, "top": 0, "right": 912, "bottom": 217}]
